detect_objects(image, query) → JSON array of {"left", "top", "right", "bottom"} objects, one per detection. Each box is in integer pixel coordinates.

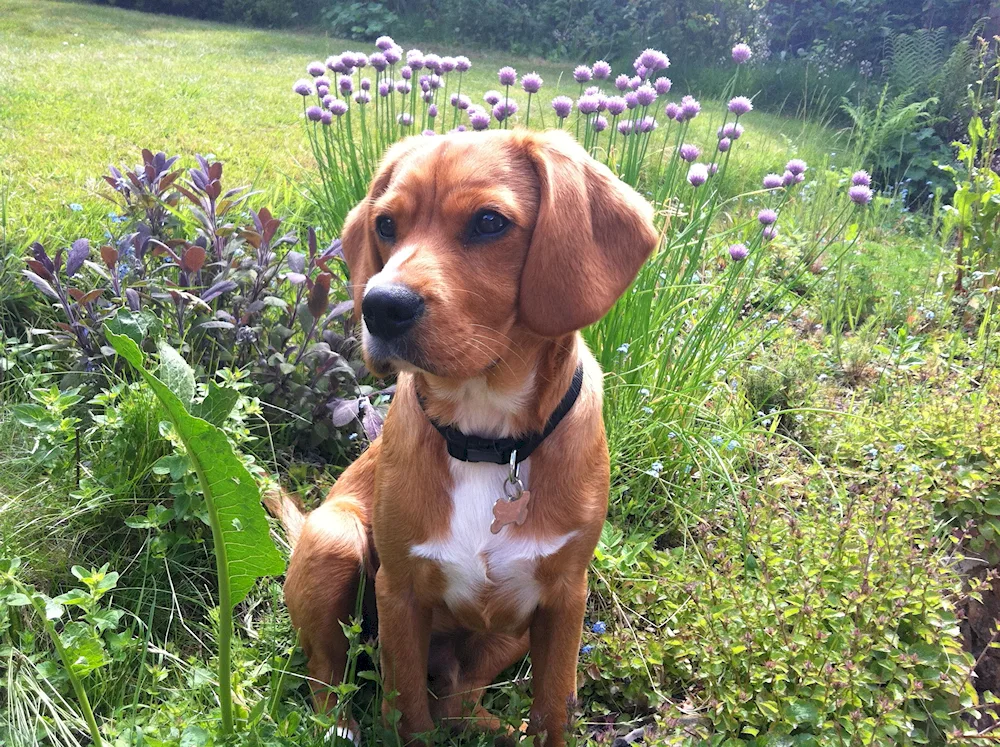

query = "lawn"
[{"left": 2, "top": 2, "right": 999, "bottom": 746}]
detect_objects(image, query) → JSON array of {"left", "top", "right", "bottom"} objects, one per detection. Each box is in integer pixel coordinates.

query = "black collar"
[{"left": 417, "top": 363, "right": 585, "bottom": 464}]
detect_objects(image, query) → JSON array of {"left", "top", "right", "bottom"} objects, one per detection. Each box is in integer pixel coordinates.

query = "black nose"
[{"left": 362, "top": 283, "right": 425, "bottom": 340}]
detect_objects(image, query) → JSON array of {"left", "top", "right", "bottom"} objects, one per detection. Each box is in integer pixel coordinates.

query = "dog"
[{"left": 266, "top": 128, "right": 658, "bottom": 746}]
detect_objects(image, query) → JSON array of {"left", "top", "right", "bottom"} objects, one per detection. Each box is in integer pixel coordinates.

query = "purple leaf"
[
  {"left": 361, "top": 398, "right": 384, "bottom": 440},
  {"left": 65, "top": 239, "right": 90, "bottom": 278},
  {"left": 286, "top": 251, "right": 305, "bottom": 274},
  {"left": 327, "top": 397, "right": 360, "bottom": 427},
  {"left": 323, "top": 238, "right": 344, "bottom": 261},
  {"left": 31, "top": 242, "right": 54, "bottom": 275},
  {"left": 23, "top": 270, "right": 60, "bottom": 301},
  {"left": 325, "top": 300, "right": 354, "bottom": 322},
  {"left": 126, "top": 288, "right": 141, "bottom": 311},
  {"left": 285, "top": 272, "right": 307, "bottom": 286},
  {"left": 201, "top": 280, "right": 237, "bottom": 303},
  {"left": 199, "top": 320, "right": 235, "bottom": 330}
]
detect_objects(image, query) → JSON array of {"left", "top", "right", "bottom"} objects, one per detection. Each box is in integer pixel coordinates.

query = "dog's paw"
[{"left": 324, "top": 725, "right": 360, "bottom": 746}]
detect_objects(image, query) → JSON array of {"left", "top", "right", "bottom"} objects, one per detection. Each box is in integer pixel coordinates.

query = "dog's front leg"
[
  {"left": 527, "top": 576, "right": 588, "bottom": 746},
  {"left": 376, "top": 566, "right": 434, "bottom": 742}
]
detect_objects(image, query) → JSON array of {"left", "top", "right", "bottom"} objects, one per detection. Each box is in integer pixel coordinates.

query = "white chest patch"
[{"left": 411, "top": 458, "right": 577, "bottom": 623}]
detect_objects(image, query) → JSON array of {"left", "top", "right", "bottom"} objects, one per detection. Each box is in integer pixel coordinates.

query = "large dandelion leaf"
[{"left": 107, "top": 330, "right": 284, "bottom": 607}]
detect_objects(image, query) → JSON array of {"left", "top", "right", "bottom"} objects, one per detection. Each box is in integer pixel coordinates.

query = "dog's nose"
[{"left": 362, "top": 283, "right": 425, "bottom": 340}]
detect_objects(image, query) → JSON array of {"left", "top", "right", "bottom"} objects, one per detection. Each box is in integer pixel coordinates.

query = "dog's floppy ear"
[
  {"left": 518, "top": 130, "right": 659, "bottom": 338},
  {"left": 340, "top": 138, "right": 422, "bottom": 320}
]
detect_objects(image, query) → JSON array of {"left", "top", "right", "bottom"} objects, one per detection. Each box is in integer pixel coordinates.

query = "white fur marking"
[{"left": 364, "top": 244, "right": 417, "bottom": 294}]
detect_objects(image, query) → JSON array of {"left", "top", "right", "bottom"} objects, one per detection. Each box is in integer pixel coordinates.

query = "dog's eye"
[
  {"left": 472, "top": 210, "right": 509, "bottom": 238},
  {"left": 376, "top": 216, "right": 396, "bottom": 241}
]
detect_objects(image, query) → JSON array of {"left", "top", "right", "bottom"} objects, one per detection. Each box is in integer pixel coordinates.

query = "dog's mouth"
[{"left": 362, "top": 328, "right": 438, "bottom": 377}]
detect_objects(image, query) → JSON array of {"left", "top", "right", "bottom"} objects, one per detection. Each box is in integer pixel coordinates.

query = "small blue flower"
[
  {"left": 710, "top": 435, "right": 723, "bottom": 446},
  {"left": 591, "top": 621, "right": 607, "bottom": 634},
  {"left": 726, "top": 440, "right": 739, "bottom": 451},
  {"left": 639, "top": 388, "right": 650, "bottom": 396},
  {"left": 909, "top": 464, "right": 922, "bottom": 473},
  {"left": 580, "top": 644, "right": 594, "bottom": 655},
  {"left": 893, "top": 444, "right": 905, "bottom": 454},
  {"left": 641, "top": 406, "right": 653, "bottom": 415},
  {"left": 348, "top": 432, "right": 359, "bottom": 441},
  {"left": 668, "top": 431, "right": 676, "bottom": 439},
  {"left": 617, "top": 343, "right": 630, "bottom": 354},
  {"left": 69, "top": 203, "right": 83, "bottom": 212},
  {"left": 650, "top": 461, "right": 663, "bottom": 473}
]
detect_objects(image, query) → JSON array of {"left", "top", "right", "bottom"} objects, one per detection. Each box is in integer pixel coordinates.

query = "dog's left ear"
[{"left": 518, "top": 130, "right": 659, "bottom": 338}]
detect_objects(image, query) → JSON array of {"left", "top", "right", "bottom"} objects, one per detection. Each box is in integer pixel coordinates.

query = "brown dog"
[{"left": 268, "top": 128, "right": 658, "bottom": 745}]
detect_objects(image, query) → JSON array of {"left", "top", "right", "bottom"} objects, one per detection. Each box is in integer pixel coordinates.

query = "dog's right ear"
[{"left": 340, "top": 138, "right": 421, "bottom": 321}]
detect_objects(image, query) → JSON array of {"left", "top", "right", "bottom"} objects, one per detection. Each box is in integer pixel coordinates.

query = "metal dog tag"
[{"left": 491, "top": 451, "right": 531, "bottom": 534}]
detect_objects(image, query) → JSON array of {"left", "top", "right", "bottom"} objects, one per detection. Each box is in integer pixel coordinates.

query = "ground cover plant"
[{"left": 2, "top": 1, "right": 1000, "bottom": 746}]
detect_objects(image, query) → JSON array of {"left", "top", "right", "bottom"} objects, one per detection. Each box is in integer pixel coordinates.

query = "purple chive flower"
[
  {"left": 360, "top": 77, "right": 371, "bottom": 91},
  {"left": 329, "top": 55, "right": 348, "bottom": 74},
  {"left": 338, "top": 75, "right": 353, "bottom": 95},
  {"left": 708, "top": 163, "right": 719, "bottom": 176},
  {"left": 732, "top": 43, "right": 752, "bottom": 64},
  {"left": 422, "top": 128, "right": 436, "bottom": 136},
  {"left": 354, "top": 91, "right": 370, "bottom": 105},
  {"left": 397, "top": 112, "right": 414, "bottom": 126},
  {"left": 635, "top": 64, "right": 648, "bottom": 79},
  {"left": 688, "top": 163, "right": 709, "bottom": 186},
  {"left": 680, "top": 95, "right": 701, "bottom": 120},
  {"left": 573, "top": 65, "right": 593, "bottom": 83},
  {"left": 378, "top": 80, "right": 392, "bottom": 97},
  {"left": 578, "top": 94, "right": 600, "bottom": 115},
  {"left": 729, "top": 243, "right": 748, "bottom": 261},
  {"left": 852, "top": 170, "right": 871, "bottom": 186},
  {"left": 654, "top": 77, "right": 672, "bottom": 95},
  {"left": 849, "top": 185, "right": 873, "bottom": 205},
  {"left": 321, "top": 94, "right": 335, "bottom": 109},
  {"left": 592, "top": 60, "right": 612, "bottom": 79},
  {"left": 637, "top": 116, "right": 657, "bottom": 133},
  {"left": 782, "top": 170, "right": 796, "bottom": 187},
  {"left": 679, "top": 143, "right": 700, "bottom": 162},
  {"left": 406, "top": 49, "right": 424, "bottom": 69},
  {"left": 635, "top": 83, "right": 657, "bottom": 107},
  {"left": 498, "top": 66, "right": 517, "bottom": 86},
  {"left": 615, "top": 74, "right": 631, "bottom": 91},
  {"left": 355, "top": 53, "right": 368, "bottom": 69},
  {"left": 429, "top": 74, "right": 442, "bottom": 89},
  {"left": 758, "top": 209, "right": 777, "bottom": 225},
  {"left": 316, "top": 82, "right": 329, "bottom": 97},
  {"left": 324, "top": 55, "right": 340, "bottom": 71},
  {"left": 320, "top": 110, "right": 332, "bottom": 125},
  {"left": 428, "top": 103, "right": 438, "bottom": 118},
  {"left": 585, "top": 85, "right": 600, "bottom": 96},
  {"left": 455, "top": 55, "right": 471, "bottom": 72},
  {"left": 763, "top": 173, "right": 783, "bottom": 189},
  {"left": 375, "top": 35, "right": 395, "bottom": 51},
  {"left": 763, "top": 225, "right": 778, "bottom": 241},
  {"left": 293, "top": 78, "right": 314, "bottom": 96},
  {"left": 551, "top": 95, "right": 573, "bottom": 119},
  {"left": 606, "top": 96, "right": 627, "bottom": 116},
  {"left": 384, "top": 46, "right": 402, "bottom": 65},
  {"left": 617, "top": 120, "right": 634, "bottom": 136},
  {"left": 419, "top": 75, "right": 430, "bottom": 92},
  {"left": 440, "top": 56, "right": 456, "bottom": 73},
  {"left": 592, "top": 115, "right": 609, "bottom": 132},
  {"left": 664, "top": 102, "right": 680, "bottom": 120},
  {"left": 370, "top": 52, "right": 387, "bottom": 71},
  {"left": 305, "top": 105, "right": 323, "bottom": 122},
  {"left": 395, "top": 81, "right": 411, "bottom": 94},
  {"left": 721, "top": 122, "right": 745, "bottom": 140},
  {"left": 786, "top": 159, "right": 807, "bottom": 176},
  {"left": 637, "top": 48, "right": 669, "bottom": 73},
  {"left": 728, "top": 96, "right": 753, "bottom": 116},
  {"left": 628, "top": 75, "right": 642, "bottom": 90},
  {"left": 469, "top": 108, "right": 491, "bottom": 130},
  {"left": 717, "top": 137, "right": 731, "bottom": 152},
  {"left": 484, "top": 90, "right": 502, "bottom": 105},
  {"left": 424, "top": 53, "right": 441, "bottom": 73},
  {"left": 522, "top": 72, "right": 543, "bottom": 93},
  {"left": 422, "top": 90, "right": 434, "bottom": 103},
  {"left": 494, "top": 99, "right": 519, "bottom": 121},
  {"left": 624, "top": 92, "right": 639, "bottom": 110},
  {"left": 453, "top": 125, "right": 467, "bottom": 132},
  {"left": 307, "top": 60, "right": 325, "bottom": 76},
  {"left": 400, "top": 65, "right": 413, "bottom": 80},
  {"left": 329, "top": 99, "right": 348, "bottom": 117}
]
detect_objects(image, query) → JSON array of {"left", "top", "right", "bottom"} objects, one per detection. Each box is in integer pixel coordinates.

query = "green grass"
[{"left": 0, "top": 0, "right": 836, "bottom": 250}]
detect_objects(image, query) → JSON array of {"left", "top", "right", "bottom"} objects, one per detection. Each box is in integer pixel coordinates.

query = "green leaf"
[
  {"left": 12, "top": 403, "right": 47, "bottom": 428},
  {"left": 105, "top": 307, "right": 163, "bottom": 345},
  {"left": 156, "top": 339, "right": 195, "bottom": 409},
  {"left": 179, "top": 725, "right": 211, "bottom": 747},
  {"left": 191, "top": 381, "right": 240, "bottom": 427},
  {"left": 787, "top": 699, "right": 821, "bottom": 726},
  {"left": 106, "top": 330, "right": 283, "bottom": 607}
]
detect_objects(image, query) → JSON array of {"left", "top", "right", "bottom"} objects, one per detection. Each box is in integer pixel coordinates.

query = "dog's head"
[{"left": 341, "top": 129, "right": 658, "bottom": 378}]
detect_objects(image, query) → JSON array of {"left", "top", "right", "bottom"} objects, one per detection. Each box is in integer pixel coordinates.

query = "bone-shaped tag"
[{"left": 490, "top": 491, "right": 530, "bottom": 534}]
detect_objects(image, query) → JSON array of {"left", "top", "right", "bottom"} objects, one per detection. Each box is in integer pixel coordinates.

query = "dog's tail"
[{"left": 262, "top": 486, "right": 308, "bottom": 548}]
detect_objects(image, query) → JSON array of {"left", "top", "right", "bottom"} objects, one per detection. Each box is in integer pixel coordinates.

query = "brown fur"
[{"left": 270, "top": 129, "right": 658, "bottom": 745}]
